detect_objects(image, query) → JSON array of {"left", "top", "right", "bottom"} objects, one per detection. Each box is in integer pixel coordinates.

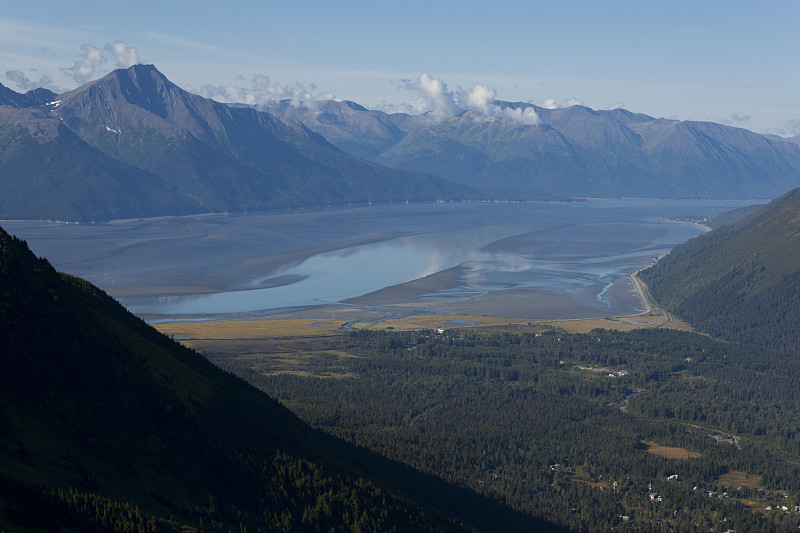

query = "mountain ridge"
[
  {"left": 264, "top": 98, "right": 800, "bottom": 199},
  {"left": 4, "top": 64, "right": 800, "bottom": 221},
  {"left": 0, "top": 65, "right": 473, "bottom": 221}
]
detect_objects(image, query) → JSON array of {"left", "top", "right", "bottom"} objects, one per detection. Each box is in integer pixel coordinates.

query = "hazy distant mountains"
[
  {"left": 2, "top": 64, "right": 800, "bottom": 221},
  {"left": 0, "top": 65, "right": 470, "bottom": 221},
  {"left": 267, "top": 99, "right": 800, "bottom": 199}
]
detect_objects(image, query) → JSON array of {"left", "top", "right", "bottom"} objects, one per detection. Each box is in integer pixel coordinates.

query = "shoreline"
[
  {"left": 154, "top": 256, "right": 690, "bottom": 337},
  {"left": 6, "top": 200, "right": 712, "bottom": 328}
]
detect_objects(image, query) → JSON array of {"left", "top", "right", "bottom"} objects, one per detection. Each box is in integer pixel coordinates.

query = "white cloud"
[
  {"left": 196, "top": 74, "right": 335, "bottom": 109},
  {"left": 775, "top": 118, "right": 800, "bottom": 138},
  {"left": 606, "top": 101, "right": 625, "bottom": 110},
  {"left": 403, "top": 73, "right": 539, "bottom": 125},
  {"left": 3, "top": 68, "right": 61, "bottom": 92},
  {"left": 404, "top": 73, "right": 459, "bottom": 118},
  {"left": 65, "top": 44, "right": 105, "bottom": 83},
  {"left": 466, "top": 84, "right": 496, "bottom": 112},
  {"left": 106, "top": 41, "right": 140, "bottom": 68},
  {"left": 60, "top": 41, "right": 141, "bottom": 84},
  {"left": 502, "top": 106, "right": 540, "bottom": 125},
  {"left": 192, "top": 70, "right": 552, "bottom": 128},
  {"left": 539, "top": 97, "right": 588, "bottom": 110},
  {"left": 561, "top": 97, "right": 584, "bottom": 108}
]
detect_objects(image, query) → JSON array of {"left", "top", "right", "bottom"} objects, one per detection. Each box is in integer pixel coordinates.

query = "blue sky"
[{"left": 1, "top": 0, "right": 798, "bottom": 135}]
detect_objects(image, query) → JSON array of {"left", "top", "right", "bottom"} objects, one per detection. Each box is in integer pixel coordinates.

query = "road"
[{"left": 628, "top": 260, "right": 673, "bottom": 327}]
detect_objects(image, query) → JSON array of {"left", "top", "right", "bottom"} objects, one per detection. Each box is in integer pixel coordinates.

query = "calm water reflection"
[{"left": 106, "top": 199, "right": 754, "bottom": 318}]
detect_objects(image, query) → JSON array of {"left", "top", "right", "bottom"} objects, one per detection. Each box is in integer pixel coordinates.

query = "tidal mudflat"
[{"left": 3, "top": 199, "right": 754, "bottom": 323}]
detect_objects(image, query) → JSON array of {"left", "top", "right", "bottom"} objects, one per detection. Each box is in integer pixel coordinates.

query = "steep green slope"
[
  {"left": 640, "top": 187, "right": 800, "bottom": 352},
  {"left": 1, "top": 226, "right": 550, "bottom": 532}
]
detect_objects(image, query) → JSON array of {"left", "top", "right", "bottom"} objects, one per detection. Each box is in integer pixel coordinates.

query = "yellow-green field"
[
  {"left": 353, "top": 315, "right": 536, "bottom": 332},
  {"left": 351, "top": 304, "right": 691, "bottom": 333},
  {"left": 529, "top": 314, "right": 692, "bottom": 334},
  {"left": 156, "top": 318, "right": 347, "bottom": 340},
  {"left": 154, "top": 307, "right": 691, "bottom": 348},
  {"left": 641, "top": 440, "right": 702, "bottom": 460},
  {"left": 716, "top": 470, "right": 763, "bottom": 489}
]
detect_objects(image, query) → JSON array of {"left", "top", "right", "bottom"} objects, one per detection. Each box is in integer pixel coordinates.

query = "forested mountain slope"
[
  {"left": 640, "top": 187, "right": 800, "bottom": 352},
  {"left": 0, "top": 226, "right": 556, "bottom": 532}
]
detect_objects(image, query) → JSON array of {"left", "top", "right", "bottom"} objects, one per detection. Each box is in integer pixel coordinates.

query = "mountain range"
[
  {"left": 2, "top": 64, "right": 800, "bottom": 222},
  {"left": 265, "top": 99, "right": 800, "bottom": 199},
  {"left": 0, "top": 65, "right": 470, "bottom": 222}
]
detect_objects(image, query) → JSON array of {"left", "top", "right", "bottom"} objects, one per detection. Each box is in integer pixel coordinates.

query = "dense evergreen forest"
[
  {"left": 640, "top": 187, "right": 800, "bottom": 353},
  {"left": 210, "top": 328, "right": 800, "bottom": 532}
]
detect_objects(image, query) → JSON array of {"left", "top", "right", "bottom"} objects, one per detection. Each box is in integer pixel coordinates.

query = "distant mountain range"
[
  {"left": 2, "top": 64, "right": 800, "bottom": 221},
  {"left": 0, "top": 65, "right": 470, "bottom": 221},
  {"left": 640, "top": 186, "right": 800, "bottom": 353},
  {"left": 265, "top": 99, "right": 800, "bottom": 199}
]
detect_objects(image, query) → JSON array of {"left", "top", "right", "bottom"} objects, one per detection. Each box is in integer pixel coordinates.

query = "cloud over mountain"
[
  {"left": 3, "top": 68, "right": 60, "bottom": 92},
  {"left": 405, "top": 73, "right": 460, "bottom": 118},
  {"left": 197, "top": 74, "right": 335, "bottom": 109},
  {"left": 107, "top": 41, "right": 140, "bottom": 68},
  {"left": 63, "top": 41, "right": 140, "bottom": 83},
  {"left": 540, "top": 97, "right": 585, "bottom": 110},
  {"left": 65, "top": 44, "right": 105, "bottom": 83},
  {"left": 402, "top": 73, "right": 540, "bottom": 125}
]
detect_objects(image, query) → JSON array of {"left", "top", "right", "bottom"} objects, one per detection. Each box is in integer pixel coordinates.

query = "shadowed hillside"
[{"left": 0, "top": 226, "right": 560, "bottom": 532}]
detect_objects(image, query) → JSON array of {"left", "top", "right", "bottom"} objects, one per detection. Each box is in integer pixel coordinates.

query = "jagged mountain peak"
[
  {"left": 0, "top": 81, "right": 23, "bottom": 107},
  {"left": 57, "top": 64, "right": 205, "bottom": 123},
  {"left": 54, "top": 64, "right": 324, "bottom": 147},
  {"left": 342, "top": 99, "right": 368, "bottom": 111},
  {"left": 23, "top": 87, "right": 58, "bottom": 106},
  {"left": 95, "top": 64, "right": 180, "bottom": 116},
  {"left": 65, "top": 64, "right": 171, "bottom": 95},
  {"left": 0, "top": 81, "right": 57, "bottom": 108},
  {"left": 0, "top": 64, "right": 469, "bottom": 221}
]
